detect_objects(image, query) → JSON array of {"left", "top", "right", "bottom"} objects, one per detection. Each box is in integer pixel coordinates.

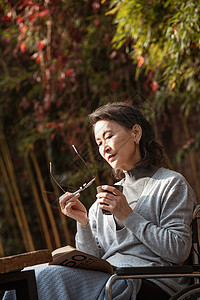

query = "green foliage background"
[{"left": 0, "top": 0, "right": 199, "bottom": 256}]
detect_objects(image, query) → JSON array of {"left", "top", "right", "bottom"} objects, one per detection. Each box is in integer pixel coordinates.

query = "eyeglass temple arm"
[
  {"left": 49, "top": 162, "right": 66, "bottom": 194},
  {"left": 72, "top": 145, "right": 88, "bottom": 166}
]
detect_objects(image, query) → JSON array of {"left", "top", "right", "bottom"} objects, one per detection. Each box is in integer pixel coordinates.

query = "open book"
[{"left": 49, "top": 245, "right": 114, "bottom": 275}]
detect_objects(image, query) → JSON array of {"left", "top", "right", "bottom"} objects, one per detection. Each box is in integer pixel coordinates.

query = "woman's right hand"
[{"left": 59, "top": 192, "right": 89, "bottom": 226}]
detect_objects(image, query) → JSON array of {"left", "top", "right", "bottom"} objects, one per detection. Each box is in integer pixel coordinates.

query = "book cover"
[{"left": 49, "top": 245, "right": 114, "bottom": 275}]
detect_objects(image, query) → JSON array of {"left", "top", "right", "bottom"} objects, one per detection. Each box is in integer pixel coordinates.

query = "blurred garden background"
[{"left": 0, "top": 0, "right": 199, "bottom": 257}]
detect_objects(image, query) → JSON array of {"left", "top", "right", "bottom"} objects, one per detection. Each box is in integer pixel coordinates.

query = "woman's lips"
[{"left": 107, "top": 154, "right": 116, "bottom": 162}]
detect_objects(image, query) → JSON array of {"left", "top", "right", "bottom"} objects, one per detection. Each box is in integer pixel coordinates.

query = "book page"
[{"left": 49, "top": 245, "right": 114, "bottom": 275}]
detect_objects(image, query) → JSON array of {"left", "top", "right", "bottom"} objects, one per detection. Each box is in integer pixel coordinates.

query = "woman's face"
[{"left": 94, "top": 120, "right": 141, "bottom": 171}]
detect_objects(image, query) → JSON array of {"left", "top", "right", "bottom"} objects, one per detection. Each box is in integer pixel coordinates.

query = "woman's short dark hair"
[{"left": 88, "top": 102, "right": 164, "bottom": 177}]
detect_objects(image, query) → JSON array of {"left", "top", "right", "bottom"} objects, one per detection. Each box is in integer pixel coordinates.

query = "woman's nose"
[{"left": 104, "top": 144, "right": 111, "bottom": 154}]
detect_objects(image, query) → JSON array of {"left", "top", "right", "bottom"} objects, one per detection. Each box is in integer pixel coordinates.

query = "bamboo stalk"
[
  {"left": 25, "top": 155, "right": 53, "bottom": 250},
  {"left": 30, "top": 149, "right": 61, "bottom": 248},
  {"left": 42, "top": 143, "right": 72, "bottom": 245},
  {"left": 54, "top": 183, "right": 72, "bottom": 245},
  {"left": 1, "top": 136, "right": 35, "bottom": 251},
  {"left": 0, "top": 236, "right": 4, "bottom": 257},
  {"left": 50, "top": 174, "right": 71, "bottom": 244},
  {"left": 59, "top": 211, "right": 72, "bottom": 245},
  {"left": 182, "top": 113, "right": 200, "bottom": 200},
  {"left": 0, "top": 154, "right": 29, "bottom": 251},
  {"left": 1, "top": 177, "right": 20, "bottom": 251}
]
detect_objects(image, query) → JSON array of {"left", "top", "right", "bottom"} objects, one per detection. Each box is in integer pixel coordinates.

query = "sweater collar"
[{"left": 124, "top": 165, "right": 158, "bottom": 181}]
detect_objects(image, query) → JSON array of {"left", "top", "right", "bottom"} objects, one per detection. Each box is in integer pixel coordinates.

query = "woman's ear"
[{"left": 131, "top": 124, "right": 142, "bottom": 144}]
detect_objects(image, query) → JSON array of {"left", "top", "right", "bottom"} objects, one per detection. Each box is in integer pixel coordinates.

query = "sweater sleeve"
[
  {"left": 124, "top": 178, "right": 196, "bottom": 264},
  {"left": 75, "top": 202, "right": 104, "bottom": 258}
]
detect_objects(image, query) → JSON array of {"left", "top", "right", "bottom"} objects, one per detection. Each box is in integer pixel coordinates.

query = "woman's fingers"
[
  {"left": 59, "top": 192, "right": 79, "bottom": 209},
  {"left": 60, "top": 195, "right": 89, "bottom": 225},
  {"left": 96, "top": 190, "right": 117, "bottom": 209},
  {"left": 96, "top": 185, "right": 132, "bottom": 222},
  {"left": 62, "top": 200, "right": 74, "bottom": 214},
  {"left": 101, "top": 185, "right": 121, "bottom": 196}
]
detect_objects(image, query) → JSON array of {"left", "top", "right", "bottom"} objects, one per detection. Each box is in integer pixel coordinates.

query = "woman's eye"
[
  {"left": 106, "top": 135, "right": 112, "bottom": 140},
  {"left": 97, "top": 142, "right": 102, "bottom": 147}
]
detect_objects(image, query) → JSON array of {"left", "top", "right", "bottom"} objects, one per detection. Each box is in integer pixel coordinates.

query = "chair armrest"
[
  {"left": 0, "top": 249, "right": 52, "bottom": 274},
  {"left": 116, "top": 265, "right": 198, "bottom": 276}
]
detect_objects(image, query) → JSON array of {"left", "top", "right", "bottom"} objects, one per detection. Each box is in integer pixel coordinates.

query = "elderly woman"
[{"left": 3, "top": 102, "right": 196, "bottom": 300}]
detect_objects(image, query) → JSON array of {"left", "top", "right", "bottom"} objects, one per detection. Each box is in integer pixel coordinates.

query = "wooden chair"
[
  {"left": 0, "top": 249, "right": 52, "bottom": 300},
  {"left": 105, "top": 205, "right": 200, "bottom": 300}
]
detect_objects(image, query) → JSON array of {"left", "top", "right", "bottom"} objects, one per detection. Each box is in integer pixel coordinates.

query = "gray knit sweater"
[{"left": 76, "top": 167, "right": 196, "bottom": 295}]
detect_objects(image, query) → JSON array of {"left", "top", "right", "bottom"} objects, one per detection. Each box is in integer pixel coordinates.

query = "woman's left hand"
[{"left": 96, "top": 185, "right": 132, "bottom": 223}]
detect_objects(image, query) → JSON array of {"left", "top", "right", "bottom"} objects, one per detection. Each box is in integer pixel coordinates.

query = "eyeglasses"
[
  {"left": 49, "top": 161, "right": 96, "bottom": 196},
  {"left": 49, "top": 145, "right": 96, "bottom": 197}
]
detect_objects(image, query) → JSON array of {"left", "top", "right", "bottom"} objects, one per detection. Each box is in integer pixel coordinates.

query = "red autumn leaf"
[
  {"left": 39, "top": 9, "right": 50, "bottom": 18},
  {"left": 37, "top": 124, "right": 44, "bottom": 132},
  {"left": 92, "top": 1, "right": 100, "bottom": 14},
  {"left": 36, "top": 55, "right": 42, "bottom": 64},
  {"left": 190, "top": 43, "right": 197, "bottom": 49},
  {"left": 20, "top": 42, "right": 26, "bottom": 52},
  {"left": 94, "top": 18, "right": 100, "bottom": 26},
  {"left": 150, "top": 80, "right": 160, "bottom": 92},
  {"left": 66, "top": 68, "right": 76, "bottom": 77},
  {"left": 46, "top": 122, "right": 57, "bottom": 129},
  {"left": 17, "top": 15, "right": 24, "bottom": 24},
  {"left": 18, "top": 0, "right": 34, "bottom": 8},
  {"left": 29, "top": 13, "right": 38, "bottom": 23},
  {"left": 20, "top": 25, "right": 28, "bottom": 33},
  {"left": 66, "top": 69, "right": 71, "bottom": 77},
  {"left": 137, "top": 55, "right": 144, "bottom": 67},
  {"left": 37, "top": 40, "right": 45, "bottom": 50},
  {"left": 50, "top": 133, "right": 56, "bottom": 141},
  {"left": 1, "top": 16, "right": 11, "bottom": 24}
]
